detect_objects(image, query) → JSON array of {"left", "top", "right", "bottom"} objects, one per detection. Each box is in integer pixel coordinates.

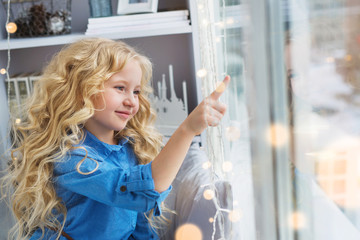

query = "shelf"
[{"left": 0, "top": 25, "right": 193, "bottom": 50}]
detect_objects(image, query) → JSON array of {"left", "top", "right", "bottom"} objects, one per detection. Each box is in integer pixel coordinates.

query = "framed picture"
[
  {"left": 28, "top": 73, "right": 42, "bottom": 93},
  {"left": 117, "top": 0, "right": 158, "bottom": 15}
]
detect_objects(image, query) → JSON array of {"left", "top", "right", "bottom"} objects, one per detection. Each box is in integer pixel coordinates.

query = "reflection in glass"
[
  {"left": 208, "top": 0, "right": 360, "bottom": 239},
  {"left": 286, "top": 0, "right": 360, "bottom": 239}
]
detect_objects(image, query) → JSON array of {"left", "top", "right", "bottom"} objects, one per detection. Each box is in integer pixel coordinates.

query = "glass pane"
[
  {"left": 285, "top": 0, "right": 360, "bottom": 239},
  {"left": 193, "top": 1, "right": 257, "bottom": 239},
  {"left": 207, "top": 0, "right": 360, "bottom": 239}
]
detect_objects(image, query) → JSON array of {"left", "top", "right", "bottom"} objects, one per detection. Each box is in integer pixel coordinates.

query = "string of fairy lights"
[
  {"left": 2, "top": 0, "right": 14, "bottom": 109},
  {"left": 191, "top": 1, "right": 235, "bottom": 239}
]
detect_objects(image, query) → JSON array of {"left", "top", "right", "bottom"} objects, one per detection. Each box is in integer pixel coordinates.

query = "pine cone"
[
  {"left": 46, "top": 11, "right": 65, "bottom": 35},
  {"left": 14, "top": 17, "right": 31, "bottom": 38},
  {"left": 29, "top": 4, "right": 48, "bottom": 36}
]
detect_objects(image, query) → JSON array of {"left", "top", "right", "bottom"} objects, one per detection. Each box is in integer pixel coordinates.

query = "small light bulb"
[
  {"left": 225, "top": 126, "right": 241, "bottom": 141},
  {"left": 222, "top": 161, "right": 233, "bottom": 172},
  {"left": 202, "top": 161, "right": 212, "bottom": 169},
  {"left": 6, "top": 22, "right": 17, "bottom": 34},
  {"left": 226, "top": 17, "right": 235, "bottom": 25},
  {"left": 266, "top": 123, "right": 289, "bottom": 147},
  {"left": 203, "top": 189, "right": 215, "bottom": 200},
  {"left": 288, "top": 211, "right": 307, "bottom": 230},
  {"left": 15, "top": 118, "right": 21, "bottom": 124},
  {"left": 228, "top": 209, "right": 242, "bottom": 222},
  {"left": 196, "top": 68, "right": 207, "bottom": 78},
  {"left": 202, "top": 19, "right": 209, "bottom": 27},
  {"left": 0, "top": 68, "right": 6, "bottom": 75},
  {"left": 175, "top": 223, "right": 202, "bottom": 240}
]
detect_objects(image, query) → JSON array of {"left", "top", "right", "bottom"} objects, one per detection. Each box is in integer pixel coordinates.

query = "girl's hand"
[{"left": 182, "top": 75, "right": 231, "bottom": 135}]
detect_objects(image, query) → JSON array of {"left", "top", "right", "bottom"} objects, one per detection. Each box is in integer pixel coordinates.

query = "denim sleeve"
[
  {"left": 54, "top": 155, "right": 171, "bottom": 215},
  {"left": 129, "top": 213, "right": 159, "bottom": 240}
]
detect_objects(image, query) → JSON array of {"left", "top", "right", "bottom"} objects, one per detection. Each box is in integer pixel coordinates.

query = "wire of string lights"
[
  {"left": 5, "top": 0, "right": 12, "bottom": 108},
  {"left": 195, "top": 0, "right": 231, "bottom": 239}
]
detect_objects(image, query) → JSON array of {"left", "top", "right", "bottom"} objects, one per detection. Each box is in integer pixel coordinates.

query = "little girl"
[{"left": 4, "top": 38, "right": 230, "bottom": 240}]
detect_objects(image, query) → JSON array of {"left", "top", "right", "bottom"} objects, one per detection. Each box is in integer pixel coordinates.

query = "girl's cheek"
[{"left": 132, "top": 104, "right": 140, "bottom": 115}]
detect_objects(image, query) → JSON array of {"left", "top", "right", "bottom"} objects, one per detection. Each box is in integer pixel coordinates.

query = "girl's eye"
[
  {"left": 115, "top": 86, "right": 125, "bottom": 91},
  {"left": 133, "top": 90, "right": 141, "bottom": 95}
]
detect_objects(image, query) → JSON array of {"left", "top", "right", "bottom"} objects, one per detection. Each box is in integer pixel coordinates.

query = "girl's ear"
[{"left": 91, "top": 93, "right": 106, "bottom": 111}]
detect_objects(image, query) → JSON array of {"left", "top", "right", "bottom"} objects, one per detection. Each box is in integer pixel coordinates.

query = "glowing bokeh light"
[
  {"left": 326, "top": 57, "right": 334, "bottom": 63},
  {"left": 225, "top": 126, "right": 241, "bottom": 141},
  {"left": 203, "top": 189, "right": 215, "bottom": 200},
  {"left": 6, "top": 22, "right": 17, "bottom": 33},
  {"left": 228, "top": 209, "right": 242, "bottom": 222},
  {"left": 226, "top": 17, "right": 234, "bottom": 25},
  {"left": 175, "top": 223, "right": 202, "bottom": 240},
  {"left": 15, "top": 118, "right": 21, "bottom": 124},
  {"left": 202, "top": 19, "right": 209, "bottom": 27},
  {"left": 222, "top": 161, "right": 233, "bottom": 172},
  {"left": 209, "top": 217, "right": 214, "bottom": 223},
  {"left": 345, "top": 54, "right": 352, "bottom": 61},
  {"left": 196, "top": 68, "right": 207, "bottom": 78},
  {"left": 288, "top": 211, "right": 307, "bottom": 230},
  {"left": 202, "top": 161, "right": 212, "bottom": 169},
  {"left": 0, "top": 68, "right": 6, "bottom": 75},
  {"left": 266, "top": 123, "right": 289, "bottom": 147}
]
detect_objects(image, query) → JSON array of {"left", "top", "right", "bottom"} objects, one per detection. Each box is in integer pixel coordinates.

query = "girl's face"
[{"left": 85, "top": 59, "right": 142, "bottom": 143}]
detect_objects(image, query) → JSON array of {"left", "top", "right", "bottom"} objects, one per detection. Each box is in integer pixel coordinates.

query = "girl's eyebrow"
[
  {"left": 110, "top": 79, "right": 141, "bottom": 88},
  {"left": 111, "top": 79, "right": 126, "bottom": 84},
  {"left": 109, "top": 79, "right": 129, "bottom": 85}
]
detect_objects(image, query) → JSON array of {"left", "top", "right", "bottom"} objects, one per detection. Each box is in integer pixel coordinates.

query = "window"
[{"left": 196, "top": 0, "right": 360, "bottom": 239}]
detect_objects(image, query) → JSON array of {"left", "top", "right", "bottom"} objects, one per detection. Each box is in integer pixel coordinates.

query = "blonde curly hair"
[{"left": 2, "top": 38, "right": 164, "bottom": 240}]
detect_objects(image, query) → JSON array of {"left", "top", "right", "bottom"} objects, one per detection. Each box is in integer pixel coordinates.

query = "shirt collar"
[{"left": 83, "top": 129, "right": 129, "bottom": 157}]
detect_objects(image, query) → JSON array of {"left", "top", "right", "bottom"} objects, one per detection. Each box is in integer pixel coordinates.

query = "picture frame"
[
  {"left": 117, "top": 0, "right": 158, "bottom": 15},
  {"left": 28, "top": 73, "right": 42, "bottom": 93}
]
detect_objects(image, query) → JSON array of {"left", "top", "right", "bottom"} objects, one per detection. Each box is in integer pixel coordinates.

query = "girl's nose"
[{"left": 124, "top": 93, "right": 136, "bottom": 107}]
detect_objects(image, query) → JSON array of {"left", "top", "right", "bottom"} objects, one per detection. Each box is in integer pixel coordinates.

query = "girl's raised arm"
[{"left": 151, "top": 76, "right": 231, "bottom": 192}]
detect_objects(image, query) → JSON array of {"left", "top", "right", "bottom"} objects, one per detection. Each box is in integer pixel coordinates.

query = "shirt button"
[{"left": 120, "top": 185, "right": 127, "bottom": 192}]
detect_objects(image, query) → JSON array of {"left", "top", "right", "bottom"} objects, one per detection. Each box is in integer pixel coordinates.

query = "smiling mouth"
[{"left": 115, "top": 111, "right": 131, "bottom": 119}]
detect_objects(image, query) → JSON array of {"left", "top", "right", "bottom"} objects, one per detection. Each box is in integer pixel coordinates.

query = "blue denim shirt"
[{"left": 30, "top": 130, "right": 171, "bottom": 240}]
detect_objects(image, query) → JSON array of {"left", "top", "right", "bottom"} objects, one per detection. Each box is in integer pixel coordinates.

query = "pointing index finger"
[{"left": 210, "top": 75, "right": 231, "bottom": 100}]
